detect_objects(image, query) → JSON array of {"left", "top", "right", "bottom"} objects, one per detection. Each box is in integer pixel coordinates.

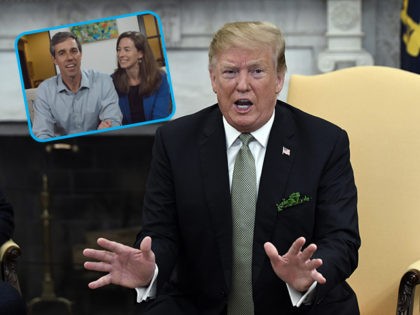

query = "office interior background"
[{"left": 0, "top": 0, "right": 416, "bottom": 315}]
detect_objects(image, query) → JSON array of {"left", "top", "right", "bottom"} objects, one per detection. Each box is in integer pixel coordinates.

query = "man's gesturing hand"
[
  {"left": 97, "top": 120, "right": 112, "bottom": 130},
  {"left": 264, "top": 237, "right": 326, "bottom": 292},
  {"left": 83, "top": 236, "right": 155, "bottom": 289}
]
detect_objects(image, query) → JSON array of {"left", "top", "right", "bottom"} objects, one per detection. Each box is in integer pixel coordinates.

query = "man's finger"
[
  {"left": 97, "top": 237, "right": 129, "bottom": 254},
  {"left": 84, "top": 261, "right": 111, "bottom": 273},
  {"left": 264, "top": 242, "right": 280, "bottom": 261},
  {"left": 312, "top": 270, "right": 326, "bottom": 284},
  {"left": 300, "top": 243, "right": 317, "bottom": 261},
  {"left": 288, "top": 237, "right": 306, "bottom": 256},
  {"left": 139, "top": 236, "right": 155, "bottom": 261},
  {"left": 140, "top": 236, "right": 152, "bottom": 252},
  {"left": 88, "top": 274, "right": 112, "bottom": 289},
  {"left": 305, "top": 258, "right": 323, "bottom": 270},
  {"left": 83, "top": 247, "right": 116, "bottom": 263}
]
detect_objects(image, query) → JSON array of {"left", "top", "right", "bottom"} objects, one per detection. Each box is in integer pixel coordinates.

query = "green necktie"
[{"left": 229, "top": 133, "right": 256, "bottom": 315}]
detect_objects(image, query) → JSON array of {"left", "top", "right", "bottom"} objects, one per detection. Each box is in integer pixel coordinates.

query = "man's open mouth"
[{"left": 234, "top": 99, "right": 253, "bottom": 110}]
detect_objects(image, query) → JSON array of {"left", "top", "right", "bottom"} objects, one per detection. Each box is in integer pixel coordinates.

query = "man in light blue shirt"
[{"left": 32, "top": 31, "right": 122, "bottom": 139}]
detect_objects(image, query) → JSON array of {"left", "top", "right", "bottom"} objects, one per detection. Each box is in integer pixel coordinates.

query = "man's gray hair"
[{"left": 208, "top": 21, "right": 286, "bottom": 74}]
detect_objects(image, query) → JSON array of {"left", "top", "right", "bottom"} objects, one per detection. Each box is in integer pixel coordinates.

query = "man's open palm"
[
  {"left": 264, "top": 237, "right": 326, "bottom": 292},
  {"left": 83, "top": 236, "right": 155, "bottom": 289}
]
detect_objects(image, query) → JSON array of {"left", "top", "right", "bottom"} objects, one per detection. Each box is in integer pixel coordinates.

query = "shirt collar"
[
  {"left": 56, "top": 70, "right": 90, "bottom": 93},
  {"left": 223, "top": 110, "right": 275, "bottom": 149}
]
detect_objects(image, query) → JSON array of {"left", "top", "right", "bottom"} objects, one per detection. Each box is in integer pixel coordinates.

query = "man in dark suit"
[
  {"left": 0, "top": 190, "right": 27, "bottom": 315},
  {"left": 83, "top": 21, "right": 360, "bottom": 314}
]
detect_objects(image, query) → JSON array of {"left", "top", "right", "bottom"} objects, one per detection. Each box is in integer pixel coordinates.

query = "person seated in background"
[
  {"left": 32, "top": 31, "right": 122, "bottom": 139},
  {"left": 0, "top": 190, "right": 26, "bottom": 315},
  {"left": 112, "top": 31, "right": 171, "bottom": 125}
]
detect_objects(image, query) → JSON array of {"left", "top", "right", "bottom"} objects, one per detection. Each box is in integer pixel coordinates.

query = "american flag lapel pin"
[{"left": 282, "top": 146, "right": 291, "bottom": 156}]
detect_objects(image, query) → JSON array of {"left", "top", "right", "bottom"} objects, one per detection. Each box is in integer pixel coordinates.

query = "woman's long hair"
[{"left": 113, "top": 31, "right": 162, "bottom": 96}]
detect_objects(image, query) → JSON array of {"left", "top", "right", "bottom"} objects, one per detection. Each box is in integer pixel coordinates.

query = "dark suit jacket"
[{"left": 136, "top": 101, "right": 361, "bottom": 315}]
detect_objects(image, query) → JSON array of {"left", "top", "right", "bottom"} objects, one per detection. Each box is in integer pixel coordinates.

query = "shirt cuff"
[
  {"left": 287, "top": 281, "right": 317, "bottom": 307},
  {"left": 135, "top": 265, "right": 159, "bottom": 303}
]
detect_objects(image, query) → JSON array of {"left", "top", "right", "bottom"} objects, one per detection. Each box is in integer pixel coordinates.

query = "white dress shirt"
[{"left": 223, "top": 111, "right": 315, "bottom": 307}]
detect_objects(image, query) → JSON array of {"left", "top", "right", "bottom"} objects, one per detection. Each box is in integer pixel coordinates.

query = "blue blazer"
[{"left": 117, "top": 72, "right": 171, "bottom": 125}]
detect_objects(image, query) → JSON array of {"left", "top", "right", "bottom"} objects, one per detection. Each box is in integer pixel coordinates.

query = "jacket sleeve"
[
  {"left": 99, "top": 74, "right": 122, "bottom": 127},
  {"left": 313, "top": 129, "right": 360, "bottom": 303},
  {"left": 135, "top": 126, "right": 179, "bottom": 292}
]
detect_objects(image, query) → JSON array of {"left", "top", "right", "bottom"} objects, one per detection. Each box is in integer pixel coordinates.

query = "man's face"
[
  {"left": 53, "top": 38, "right": 82, "bottom": 80},
  {"left": 210, "top": 46, "right": 284, "bottom": 133}
]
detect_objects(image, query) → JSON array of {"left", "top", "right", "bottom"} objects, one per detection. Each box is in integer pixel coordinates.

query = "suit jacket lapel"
[
  {"left": 252, "top": 102, "right": 297, "bottom": 284},
  {"left": 198, "top": 106, "right": 233, "bottom": 290}
]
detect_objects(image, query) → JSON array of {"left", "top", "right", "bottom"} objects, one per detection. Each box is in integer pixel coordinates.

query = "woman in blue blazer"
[{"left": 112, "top": 31, "right": 171, "bottom": 125}]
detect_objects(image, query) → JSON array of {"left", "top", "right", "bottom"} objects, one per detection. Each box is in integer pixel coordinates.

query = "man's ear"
[
  {"left": 275, "top": 71, "right": 285, "bottom": 94},
  {"left": 209, "top": 67, "right": 218, "bottom": 94}
]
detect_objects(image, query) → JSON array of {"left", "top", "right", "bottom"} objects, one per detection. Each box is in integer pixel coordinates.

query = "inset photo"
[{"left": 15, "top": 10, "right": 175, "bottom": 142}]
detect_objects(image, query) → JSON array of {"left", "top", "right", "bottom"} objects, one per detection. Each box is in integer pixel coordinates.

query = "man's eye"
[
  {"left": 251, "top": 68, "right": 266, "bottom": 77},
  {"left": 222, "top": 69, "right": 237, "bottom": 77}
]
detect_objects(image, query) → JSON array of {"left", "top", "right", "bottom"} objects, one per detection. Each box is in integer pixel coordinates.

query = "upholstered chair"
[
  {"left": 0, "top": 239, "right": 21, "bottom": 294},
  {"left": 287, "top": 66, "right": 420, "bottom": 315}
]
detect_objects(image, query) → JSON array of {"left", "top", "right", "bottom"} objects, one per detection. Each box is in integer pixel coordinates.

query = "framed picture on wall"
[{"left": 70, "top": 20, "right": 119, "bottom": 44}]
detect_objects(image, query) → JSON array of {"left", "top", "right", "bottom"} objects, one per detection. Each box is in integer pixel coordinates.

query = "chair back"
[
  {"left": 25, "top": 88, "right": 37, "bottom": 123},
  {"left": 287, "top": 66, "right": 420, "bottom": 315},
  {"left": 0, "top": 239, "right": 21, "bottom": 294}
]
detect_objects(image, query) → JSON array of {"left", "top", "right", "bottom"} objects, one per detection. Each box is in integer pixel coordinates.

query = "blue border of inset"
[{"left": 14, "top": 10, "right": 176, "bottom": 143}]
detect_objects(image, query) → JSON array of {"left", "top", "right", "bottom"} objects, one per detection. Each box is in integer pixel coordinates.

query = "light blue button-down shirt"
[{"left": 32, "top": 69, "right": 122, "bottom": 139}]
